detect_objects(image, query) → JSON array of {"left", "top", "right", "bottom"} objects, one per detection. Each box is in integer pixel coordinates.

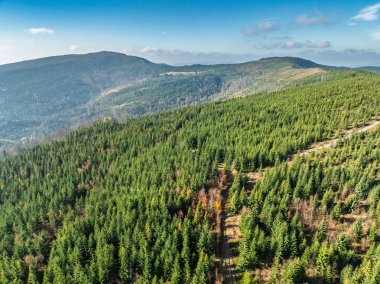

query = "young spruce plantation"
[{"left": 0, "top": 71, "right": 380, "bottom": 283}]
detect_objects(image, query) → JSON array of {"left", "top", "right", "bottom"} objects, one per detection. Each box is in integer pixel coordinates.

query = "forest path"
[
  {"left": 287, "top": 119, "right": 380, "bottom": 162},
  {"left": 222, "top": 212, "right": 241, "bottom": 283},
  {"left": 216, "top": 118, "right": 380, "bottom": 283},
  {"left": 216, "top": 167, "right": 240, "bottom": 284}
]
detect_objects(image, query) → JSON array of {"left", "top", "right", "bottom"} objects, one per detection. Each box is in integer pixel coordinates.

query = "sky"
[{"left": 1, "top": 0, "right": 380, "bottom": 66}]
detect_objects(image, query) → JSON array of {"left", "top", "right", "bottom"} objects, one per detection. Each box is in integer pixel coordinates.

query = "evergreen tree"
[
  {"left": 171, "top": 255, "right": 182, "bottom": 284},
  {"left": 27, "top": 259, "right": 38, "bottom": 284},
  {"left": 354, "top": 218, "right": 363, "bottom": 242},
  {"left": 318, "top": 219, "right": 327, "bottom": 242}
]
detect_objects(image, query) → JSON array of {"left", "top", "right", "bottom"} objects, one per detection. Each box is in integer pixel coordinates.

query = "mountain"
[
  {"left": 0, "top": 52, "right": 168, "bottom": 143},
  {"left": 357, "top": 66, "right": 380, "bottom": 74},
  {"left": 0, "top": 71, "right": 379, "bottom": 282},
  {"left": 0, "top": 52, "right": 331, "bottom": 150}
]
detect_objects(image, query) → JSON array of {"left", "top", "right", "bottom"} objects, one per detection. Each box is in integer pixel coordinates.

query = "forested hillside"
[
  {"left": 0, "top": 52, "right": 329, "bottom": 151},
  {"left": 0, "top": 71, "right": 379, "bottom": 283},
  {"left": 235, "top": 118, "right": 380, "bottom": 283},
  {"left": 96, "top": 57, "right": 330, "bottom": 118},
  {"left": 0, "top": 52, "right": 168, "bottom": 145}
]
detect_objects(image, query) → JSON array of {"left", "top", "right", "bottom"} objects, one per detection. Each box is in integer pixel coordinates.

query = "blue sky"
[{"left": 1, "top": 0, "right": 380, "bottom": 66}]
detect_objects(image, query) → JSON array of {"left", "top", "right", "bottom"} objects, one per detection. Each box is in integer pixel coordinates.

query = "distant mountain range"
[
  {"left": 0, "top": 51, "right": 374, "bottom": 151},
  {"left": 357, "top": 66, "right": 380, "bottom": 74}
]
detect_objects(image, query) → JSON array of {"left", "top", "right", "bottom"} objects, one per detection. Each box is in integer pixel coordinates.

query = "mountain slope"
[
  {"left": 357, "top": 66, "right": 380, "bottom": 74},
  {"left": 96, "top": 62, "right": 328, "bottom": 118},
  {"left": 0, "top": 71, "right": 379, "bottom": 283},
  {"left": 0, "top": 52, "right": 168, "bottom": 143},
  {"left": 0, "top": 52, "right": 331, "bottom": 150}
]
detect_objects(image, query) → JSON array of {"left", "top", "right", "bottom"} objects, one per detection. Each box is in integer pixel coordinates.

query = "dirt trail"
[
  {"left": 216, "top": 168, "right": 240, "bottom": 284},
  {"left": 216, "top": 119, "right": 380, "bottom": 283},
  {"left": 221, "top": 212, "right": 241, "bottom": 284},
  {"left": 289, "top": 119, "right": 380, "bottom": 159}
]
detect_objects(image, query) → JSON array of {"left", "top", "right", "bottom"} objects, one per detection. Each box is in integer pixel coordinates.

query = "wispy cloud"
[
  {"left": 295, "top": 12, "right": 332, "bottom": 27},
  {"left": 282, "top": 40, "right": 331, "bottom": 49},
  {"left": 123, "top": 46, "right": 380, "bottom": 67},
  {"left": 255, "top": 39, "right": 331, "bottom": 50},
  {"left": 123, "top": 47, "right": 259, "bottom": 65},
  {"left": 370, "top": 28, "right": 380, "bottom": 40},
  {"left": 257, "top": 21, "right": 278, "bottom": 32},
  {"left": 351, "top": 2, "right": 380, "bottom": 22},
  {"left": 242, "top": 20, "right": 279, "bottom": 37},
  {"left": 304, "top": 48, "right": 380, "bottom": 67},
  {"left": 28, "top": 28, "right": 55, "bottom": 35},
  {"left": 241, "top": 27, "right": 258, "bottom": 36},
  {"left": 140, "top": 47, "right": 159, "bottom": 53},
  {"left": 0, "top": 45, "right": 11, "bottom": 52},
  {"left": 69, "top": 45, "right": 79, "bottom": 51},
  {"left": 0, "top": 38, "right": 11, "bottom": 51}
]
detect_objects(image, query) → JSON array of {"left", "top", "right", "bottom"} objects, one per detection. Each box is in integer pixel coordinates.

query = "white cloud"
[
  {"left": 122, "top": 46, "right": 380, "bottom": 67},
  {"left": 0, "top": 45, "right": 11, "bottom": 52},
  {"left": 123, "top": 47, "right": 260, "bottom": 65},
  {"left": 370, "top": 28, "right": 380, "bottom": 40},
  {"left": 0, "top": 39, "right": 11, "bottom": 51},
  {"left": 241, "top": 27, "right": 258, "bottom": 36},
  {"left": 242, "top": 20, "right": 279, "bottom": 37},
  {"left": 295, "top": 12, "right": 331, "bottom": 26},
  {"left": 282, "top": 41, "right": 304, "bottom": 49},
  {"left": 256, "top": 39, "right": 331, "bottom": 50},
  {"left": 351, "top": 2, "right": 380, "bottom": 22},
  {"left": 282, "top": 40, "right": 331, "bottom": 49},
  {"left": 28, "top": 28, "right": 55, "bottom": 35},
  {"left": 140, "top": 46, "right": 159, "bottom": 53},
  {"left": 257, "top": 21, "right": 278, "bottom": 32},
  {"left": 303, "top": 48, "right": 380, "bottom": 67},
  {"left": 310, "top": 40, "right": 331, "bottom": 49},
  {"left": 69, "top": 45, "right": 78, "bottom": 51}
]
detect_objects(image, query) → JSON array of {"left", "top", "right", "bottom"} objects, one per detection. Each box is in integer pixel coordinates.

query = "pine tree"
[
  {"left": 229, "top": 189, "right": 241, "bottom": 214},
  {"left": 171, "top": 255, "right": 182, "bottom": 284},
  {"left": 96, "top": 241, "right": 115, "bottom": 284},
  {"left": 191, "top": 251, "right": 209, "bottom": 284},
  {"left": 325, "top": 265, "right": 333, "bottom": 284},
  {"left": 27, "top": 258, "right": 38, "bottom": 284},
  {"left": 143, "top": 247, "right": 152, "bottom": 281},
  {"left": 283, "top": 258, "right": 305, "bottom": 284},
  {"left": 316, "top": 242, "right": 330, "bottom": 276},
  {"left": 239, "top": 186, "right": 245, "bottom": 208},
  {"left": 318, "top": 219, "right": 327, "bottom": 242},
  {"left": 290, "top": 231, "right": 298, "bottom": 257},
  {"left": 119, "top": 246, "right": 130, "bottom": 282},
  {"left": 269, "top": 258, "right": 280, "bottom": 284},
  {"left": 237, "top": 237, "right": 251, "bottom": 271},
  {"left": 332, "top": 203, "right": 341, "bottom": 221},
  {"left": 182, "top": 259, "right": 191, "bottom": 284},
  {"left": 369, "top": 223, "right": 377, "bottom": 244},
  {"left": 193, "top": 202, "right": 202, "bottom": 225},
  {"left": 242, "top": 271, "right": 255, "bottom": 284},
  {"left": 354, "top": 218, "right": 363, "bottom": 242}
]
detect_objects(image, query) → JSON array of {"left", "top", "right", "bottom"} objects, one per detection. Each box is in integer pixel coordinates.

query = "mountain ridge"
[
  {"left": 0, "top": 51, "right": 356, "bottom": 152},
  {"left": 357, "top": 66, "right": 380, "bottom": 74},
  {"left": 0, "top": 51, "right": 326, "bottom": 70}
]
